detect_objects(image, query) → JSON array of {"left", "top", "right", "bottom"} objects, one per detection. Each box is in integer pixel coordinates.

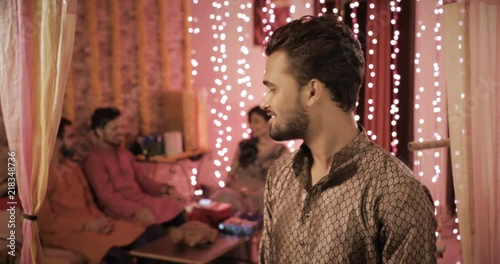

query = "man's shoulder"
[
  {"left": 364, "top": 144, "right": 414, "bottom": 178},
  {"left": 266, "top": 150, "right": 296, "bottom": 184},
  {"left": 49, "top": 160, "right": 82, "bottom": 179},
  {"left": 85, "top": 145, "right": 103, "bottom": 158},
  {"left": 82, "top": 146, "right": 110, "bottom": 169},
  {"left": 85, "top": 146, "right": 132, "bottom": 159},
  {"left": 271, "top": 149, "right": 295, "bottom": 168},
  {"left": 363, "top": 146, "right": 433, "bottom": 205},
  {"left": 361, "top": 145, "right": 433, "bottom": 196}
]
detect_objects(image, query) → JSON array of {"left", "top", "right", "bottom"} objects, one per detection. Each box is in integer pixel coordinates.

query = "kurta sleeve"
[
  {"left": 83, "top": 153, "right": 142, "bottom": 218},
  {"left": 378, "top": 179, "right": 437, "bottom": 264},
  {"left": 259, "top": 163, "right": 275, "bottom": 264},
  {"left": 38, "top": 173, "right": 89, "bottom": 233},
  {"left": 77, "top": 170, "right": 107, "bottom": 219},
  {"left": 128, "top": 152, "right": 163, "bottom": 196},
  {"left": 87, "top": 191, "right": 107, "bottom": 219}
]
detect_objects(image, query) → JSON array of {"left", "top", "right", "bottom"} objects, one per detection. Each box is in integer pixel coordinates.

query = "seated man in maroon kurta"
[{"left": 83, "top": 108, "right": 187, "bottom": 229}]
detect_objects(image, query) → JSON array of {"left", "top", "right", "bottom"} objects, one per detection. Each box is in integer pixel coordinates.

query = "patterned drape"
[{"left": 68, "top": 0, "right": 187, "bottom": 139}]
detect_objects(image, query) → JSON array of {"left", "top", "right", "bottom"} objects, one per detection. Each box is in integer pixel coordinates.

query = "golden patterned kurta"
[{"left": 259, "top": 129, "right": 437, "bottom": 264}]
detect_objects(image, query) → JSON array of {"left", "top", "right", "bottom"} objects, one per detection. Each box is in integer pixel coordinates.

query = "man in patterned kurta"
[{"left": 258, "top": 15, "right": 437, "bottom": 264}]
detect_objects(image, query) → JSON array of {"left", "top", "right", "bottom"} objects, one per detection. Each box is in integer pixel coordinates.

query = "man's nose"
[{"left": 260, "top": 96, "right": 269, "bottom": 110}]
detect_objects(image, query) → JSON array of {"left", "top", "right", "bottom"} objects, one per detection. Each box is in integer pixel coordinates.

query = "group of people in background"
[{"left": 40, "top": 105, "right": 283, "bottom": 264}]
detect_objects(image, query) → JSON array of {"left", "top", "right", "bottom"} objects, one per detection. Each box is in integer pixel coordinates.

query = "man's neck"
[
  {"left": 258, "top": 134, "right": 273, "bottom": 145},
  {"left": 304, "top": 116, "right": 359, "bottom": 170},
  {"left": 99, "top": 141, "right": 119, "bottom": 150}
]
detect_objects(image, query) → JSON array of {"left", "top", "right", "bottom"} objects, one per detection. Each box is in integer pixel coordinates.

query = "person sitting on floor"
[
  {"left": 83, "top": 107, "right": 187, "bottom": 230},
  {"left": 39, "top": 117, "right": 164, "bottom": 264},
  {"left": 211, "top": 106, "right": 288, "bottom": 213}
]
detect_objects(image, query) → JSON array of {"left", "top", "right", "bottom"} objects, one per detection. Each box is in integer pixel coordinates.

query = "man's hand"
[
  {"left": 101, "top": 218, "right": 114, "bottom": 234},
  {"left": 162, "top": 185, "right": 186, "bottom": 203},
  {"left": 240, "top": 187, "right": 258, "bottom": 197},
  {"left": 167, "top": 188, "right": 186, "bottom": 203},
  {"left": 85, "top": 218, "right": 113, "bottom": 234},
  {"left": 133, "top": 208, "right": 156, "bottom": 226},
  {"left": 160, "top": 185, "right": 172, "bottom": 195}
]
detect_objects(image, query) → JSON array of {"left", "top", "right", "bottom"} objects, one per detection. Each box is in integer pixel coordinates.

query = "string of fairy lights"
[
  {"left": 365, "top": 0, "right": 377, "bottom": 142},
  {"left": 318, "top": 0, "right": 341, "bottom": 16},
  {"left": 187, "top": 0, "right": 201, "bottom": 195},
  {"left": 349, "top": 0, "right": 400, "bottom": 155},
  {"left": 389, "top": 0, "right": 401, "bottom": 155},
  {"left": 349, "top": 1, "right": 360, "bottom": 123},
  {"left": 237, "top": 2, "right": 254, "bottom": 143},
  {"left": 207, "top": 1, "right": 232, "bottom": 188},
  {"left": 261, "top": 1, "right": 276, "bottom": 45}
]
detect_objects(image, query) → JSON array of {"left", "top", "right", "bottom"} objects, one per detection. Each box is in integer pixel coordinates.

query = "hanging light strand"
[{"left": 389, "top": 0, "right": 402, "bottom": 155}]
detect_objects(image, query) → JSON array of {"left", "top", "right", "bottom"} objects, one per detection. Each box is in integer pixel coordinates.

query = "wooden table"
[{"left": 129, "top": 234, "right": 249, "bottom": 264}]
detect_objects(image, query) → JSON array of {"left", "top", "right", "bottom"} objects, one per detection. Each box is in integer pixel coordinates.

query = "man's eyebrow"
[{"left": 263, "top": 80, "right": 275, "bottom": 87}]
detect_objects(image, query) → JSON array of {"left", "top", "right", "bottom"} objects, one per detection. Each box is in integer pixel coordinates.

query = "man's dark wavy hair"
[
  {"left": 265, "top": 15, "right": 365, "bottom": 112},
  {"left": 238, "top": 106, "right": 271, "bottom": 168},
  {"left": 91, "top": 107, "right": 121, "bottom": 130}
]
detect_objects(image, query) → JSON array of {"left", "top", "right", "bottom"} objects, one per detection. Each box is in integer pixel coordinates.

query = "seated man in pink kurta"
[
  {"left": 39, "top": 118, "right": 164, "bottom": 264},
  {"left": 83, "top": 107, "right": 186, "bottom": 230}
]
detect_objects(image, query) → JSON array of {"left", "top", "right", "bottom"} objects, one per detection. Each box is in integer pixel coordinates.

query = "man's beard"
[
  {"left": 60, "top": 146, "right": 74, "bottom": 159},
  {"left": 269, "top": 108, "right": 309, "bottom": 141},
  {"left": 103, "top": 137, "right": 122, "bottom": 147}
]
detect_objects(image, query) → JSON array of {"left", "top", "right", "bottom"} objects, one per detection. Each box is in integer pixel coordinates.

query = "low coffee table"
[{"left": 129, "top": 234, "right": 249, "bottom": 264}]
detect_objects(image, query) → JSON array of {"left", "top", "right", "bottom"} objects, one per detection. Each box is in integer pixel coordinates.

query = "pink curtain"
[
  {"left": 0, "top": 1, "right": 77, "bottom": 263},
  {"left": 443, "top": 0, "right": 500, "bottom": 262}
]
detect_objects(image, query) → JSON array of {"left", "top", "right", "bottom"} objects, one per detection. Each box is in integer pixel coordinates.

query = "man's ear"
[
  {"left": 95, "top": 128, "right": 103, "bottom": 139},
  {"left": 305, "top": 79, "right": 326, "bottom": 107}
]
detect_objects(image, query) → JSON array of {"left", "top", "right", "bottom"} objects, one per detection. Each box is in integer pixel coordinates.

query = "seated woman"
[{"left": 211, "top": 106, "right": 288, "bottom": 214}]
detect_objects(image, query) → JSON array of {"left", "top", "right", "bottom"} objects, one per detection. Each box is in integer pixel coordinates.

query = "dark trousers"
[
  {"left": 103, "top": 212, "right": 186, "bottom": 263},
  {"left": 161, "top": 212, "right": 187, "bottom": 229},
  {"left": 103, "top": 224, "right": 165, "bottom": 264}
]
